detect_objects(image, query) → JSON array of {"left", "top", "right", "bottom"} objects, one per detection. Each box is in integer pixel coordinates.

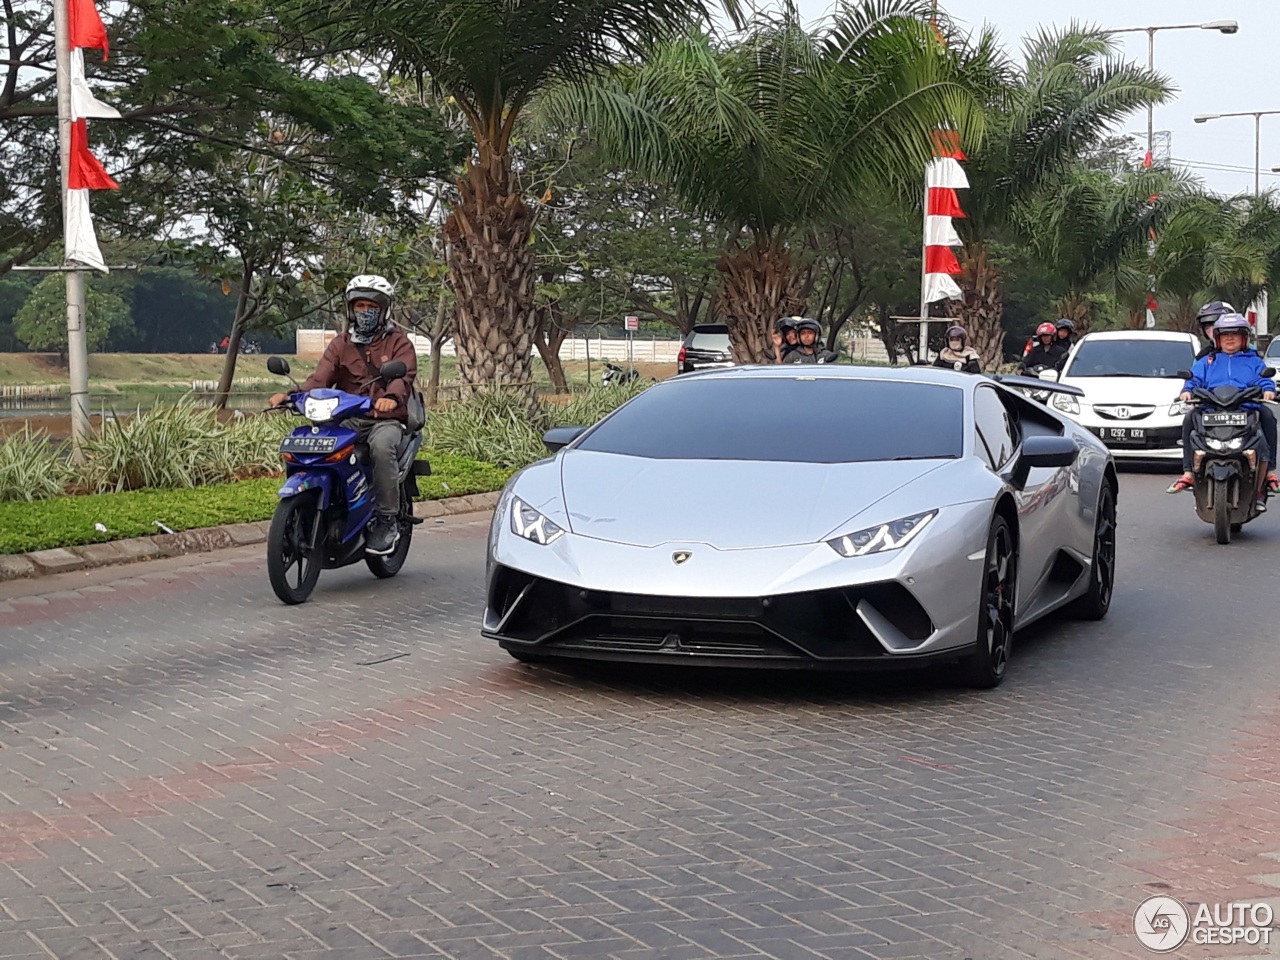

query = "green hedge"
[{"left": 0, "top": 451, "right": 513, "bottom": 555}]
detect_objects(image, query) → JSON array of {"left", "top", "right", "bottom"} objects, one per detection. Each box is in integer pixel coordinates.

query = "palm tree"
[
  {"left": 545, "top": 1, "right": 983, "bottom": 363},
  {"left": 952, "top": 29, "right": 1170, "bottom": 366},
  {"left": 319, "top": 0, "right": 742, "bottom": 396},
  {"left": 1017, "top": 163, "right": 1179, "bottom": 333}
]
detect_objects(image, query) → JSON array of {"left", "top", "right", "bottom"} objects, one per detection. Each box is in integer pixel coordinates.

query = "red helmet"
[{"left": 1035, "top": 322, "right": 1056, "bottom": 338}]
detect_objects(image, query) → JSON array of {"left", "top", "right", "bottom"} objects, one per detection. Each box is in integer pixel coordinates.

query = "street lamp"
[
  {"left": 1194, "top": 111, "right": 1280, "bottom": 194},
  {"left": 1108, "top": 21, "right": 1239, "bottom": 163}
]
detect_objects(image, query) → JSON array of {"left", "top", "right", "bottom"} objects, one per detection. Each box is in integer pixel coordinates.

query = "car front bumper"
[{"left": 1056, "top": 408, "right": 1183, "bottom": 460}]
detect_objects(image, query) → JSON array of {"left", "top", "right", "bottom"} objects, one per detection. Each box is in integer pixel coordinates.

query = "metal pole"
[
  {"left": 918, "top": 180, "right": 929, "bottom": 365},
  {"left": 1255, "top": 112, "right": 1262, "bottom": 195},
  {"left": 1147, "top": 29, "right": 1155, "bottom": 160},
  {"left": 53, "top": 0, "right": 91, "bottom": 459}
]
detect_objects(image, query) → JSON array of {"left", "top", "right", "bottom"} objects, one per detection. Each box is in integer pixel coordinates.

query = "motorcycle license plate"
[
  {"left": 1202, "top": 412, "right": 1248, "bottom": 427},
  {"left": 280, "top": 435, "right": 338, "bottom": 454},
  {"left": 1098, "top": 427, "right": 1145, "bottom": 441}
]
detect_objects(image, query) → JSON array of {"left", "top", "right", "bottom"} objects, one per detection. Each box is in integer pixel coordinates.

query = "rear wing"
[{"left": 988, "top": 373, "right": 1085, "bottom": 398}]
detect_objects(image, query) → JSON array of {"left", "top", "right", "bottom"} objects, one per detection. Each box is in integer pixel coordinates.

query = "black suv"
[{"left": 678, "top": 324, "right": 733, "bottom": 374}]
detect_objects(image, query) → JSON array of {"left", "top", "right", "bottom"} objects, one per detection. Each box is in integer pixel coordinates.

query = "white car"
[{"left": 1044, "top": 330, "right": 1199, "bottom": 460}]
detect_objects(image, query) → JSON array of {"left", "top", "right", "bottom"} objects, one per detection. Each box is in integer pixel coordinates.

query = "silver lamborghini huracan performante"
[{"left": 484, "top": 366, "right": 1117, "bottom": 688}]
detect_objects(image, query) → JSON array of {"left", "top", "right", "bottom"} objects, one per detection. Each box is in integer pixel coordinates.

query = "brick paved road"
[{"left": 3, "top": 473, "right": 1280, "bottom": 960}]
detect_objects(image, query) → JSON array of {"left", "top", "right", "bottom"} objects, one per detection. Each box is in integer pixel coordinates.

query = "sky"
[{"left": 792, "top": 0, "right": 1280, "bottom": 197}]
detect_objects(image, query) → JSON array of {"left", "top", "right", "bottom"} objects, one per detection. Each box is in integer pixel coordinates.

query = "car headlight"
[
  {"left": 303, "top": 395, "right": 341, "bottom": 422},
  {"left": 827, "top": 511, "right": 936, "bottom": 558},
  {"left": 1168, "top": 401, "right": 1191, "bottom": 416},
  {"left": 1204, "top": 437, "right": 1245, "bottom": 452},
  {"left": 1052, "top": 393, "right": 1079, "bottom": 414},
  {"left": 511, "top": 498, "right": 566, "bottom": 546}
]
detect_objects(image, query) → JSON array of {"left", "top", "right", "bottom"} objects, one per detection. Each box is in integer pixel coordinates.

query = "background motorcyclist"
[
  {"left": 1054, "top": 318, "right": 1076, "bottom": 352},
  {"left": 769, "top": 317, "right": 801, "bottom": 363},
  {"left": 269, "top": 275, "right": 417, "bottom": 555},
  {"left": 783, "top": 318, "right": 824, "bottom": 363},
  {"left": 934, "top": 325, "right": 982, "bottom": 373},
  {"left": 1020, "top": 322, "right": 1068, "bottom": 373},
  {"left": 1194, "top": 300, "right": 1235, "bottom": 360},
  {"left": 1167, "top": 314, "right": 1277, "bottom": 509}
]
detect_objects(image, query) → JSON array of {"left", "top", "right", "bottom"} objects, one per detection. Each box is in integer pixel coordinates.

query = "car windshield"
[
  {"left": 1265, "top": 340, "right": 1280, "bottom": 358},
  {"left": 1064, "top": 339, "right": 1195, "bottom": 378},
  {"left": 574, "top": 377, "right": 964, "bottom": 463},
  {"left": 688, "top": 329, "right": 730, "bottom": 352}
]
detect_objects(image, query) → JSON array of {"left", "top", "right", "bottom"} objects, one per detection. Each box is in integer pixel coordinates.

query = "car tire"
[
  {"left": 1065, "top": 483, "right": 1116, "bottom": 621},
  {"left": 963, "top": 515, "right": 1016, "bottom": 689}
]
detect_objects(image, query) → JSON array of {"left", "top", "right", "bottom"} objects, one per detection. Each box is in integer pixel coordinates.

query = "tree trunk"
[
  {"left": 717, "top": 240, "right": 809, "bottom": 364},
  {"left": 444, "top": 152, "right": 537, "bottom": 404},
  {"left": 950, "top": 243, "right": 1005, "bottom": 370},
  {"left": 1054, "top": 292, "right": 1094, "bottom": 334},
  {"left": 533, "top": 311, "right": 571, "bottom": 393},
  {"left": 426, "top": 286, "right": 451, "bottom": 408},
  {"left": 875, "top": 302, "right": 900, "bottom": 365},
  {"left": 214, "top": 262, "right": 253, "bottom": 410}
]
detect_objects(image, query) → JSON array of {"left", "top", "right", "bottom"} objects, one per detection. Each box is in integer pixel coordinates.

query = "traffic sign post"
[{"left": 625, "top": 316, "right": 638, "bottom": 376}]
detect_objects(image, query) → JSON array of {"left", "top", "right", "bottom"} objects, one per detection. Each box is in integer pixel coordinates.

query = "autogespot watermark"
[{"left": 1133, "top": 895, "right": 1274, "bottom": 952}]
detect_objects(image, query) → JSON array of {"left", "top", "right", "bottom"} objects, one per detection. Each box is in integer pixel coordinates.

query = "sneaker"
[
  {"left": 1166, "top": 476, "right": 1194, "bottom": 494},
  {"left": 365, "top": 514, "right": 400, "bottom": 555},
  {"left": 1256, "top": 497, "right": 1269, "bottom": 514}
]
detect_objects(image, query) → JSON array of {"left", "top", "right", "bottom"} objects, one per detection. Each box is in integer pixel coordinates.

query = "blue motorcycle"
[{"left": 264, "top": 356, "right": 430, "bottom": 604}]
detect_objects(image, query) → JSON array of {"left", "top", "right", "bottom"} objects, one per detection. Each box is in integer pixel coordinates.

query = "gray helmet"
[{"left": 1212, "top": 313, "right": 1252, "bottom": 341}]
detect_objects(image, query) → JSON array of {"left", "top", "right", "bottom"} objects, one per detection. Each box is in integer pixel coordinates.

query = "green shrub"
[
  {"left": 428, "top": 383, "right": 649, "bottom": 469},
  {"left": 0, "top": 426, "right": 75, "bottom": 501},
  {"left": 76, "top": 399, "right": 293, "bottom": 492}
]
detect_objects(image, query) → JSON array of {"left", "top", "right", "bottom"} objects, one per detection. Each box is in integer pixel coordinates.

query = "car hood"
[
  {"left": 558, "top": 451, "right": 952, "bottom": 549},
  {"left": 1059, "top": 375, "right": 1183, "bottom": 406}
]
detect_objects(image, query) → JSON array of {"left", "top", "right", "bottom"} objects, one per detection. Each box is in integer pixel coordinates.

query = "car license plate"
[
  {"left": 1098, "top": 427, "right": 1145, "bottom": 442},
  {"left": 1202, "top": 412, "right": 1248, "bottom": 427},
  {"left": 280, "top": 435, "right": 337, "bottom": 454}
]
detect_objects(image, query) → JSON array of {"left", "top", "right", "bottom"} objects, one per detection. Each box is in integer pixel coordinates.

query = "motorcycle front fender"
[
  {"left": 278, "top": 470, "right": 335, "bottom": 510},
  {"left": 1204, "top": 460, "right": 1241, "bottom": 482}
]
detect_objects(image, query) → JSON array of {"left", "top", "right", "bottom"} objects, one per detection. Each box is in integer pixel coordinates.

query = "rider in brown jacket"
[{"left": 271, "top": 275, "right": 417, "bottom": 555}]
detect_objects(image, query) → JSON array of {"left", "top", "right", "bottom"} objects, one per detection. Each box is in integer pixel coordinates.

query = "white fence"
[{"left": 296, "top": 329, "right": 891, "bottom": 365}]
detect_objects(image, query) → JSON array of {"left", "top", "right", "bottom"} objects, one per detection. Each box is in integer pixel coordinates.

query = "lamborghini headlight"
[
  {"left": 827, "top": 511, "right": 936, "bottom": 558},
  {"left": 1204, "top": 436, "right": 1245, "bottom": 452},
  {"left": 303, "top": 395, "right": 341, "bottom": 423},
  {"left": 511, "top": 498, "right": 566, "bottom": 546},
  {"left": 1052, "top": 393, "right": 1079, "bottom": 414}
]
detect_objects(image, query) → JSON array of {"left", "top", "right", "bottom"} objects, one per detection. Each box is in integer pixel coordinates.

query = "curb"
[{"left": 0, "top": 492, "right": 501, "bottom": 583}]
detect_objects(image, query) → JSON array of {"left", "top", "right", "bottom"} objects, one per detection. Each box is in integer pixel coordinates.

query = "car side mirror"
[
  {"left": 380, "top": 360, "right": 407, "bottom": 381},
  {"left": 821, "top": 351, "right": 839, "bottom": 364},
  {"left": 1007, "top": 436, "right": 1078, "bottom": 489},
  {"left": 542, "top": 426, "right": 587, "bottom": 453},
  {"left": 1176, "top": 370, "right": 1193, "bottom": 380},
  {"left": 1038, "top": 369, "right": 1060, "bottom": 382},
  {"left": 1265, "top": 367, "right": 1277, "bottom": 378},
  {"left": 267, "top": 356, "right": 291, "bottom": 376}
]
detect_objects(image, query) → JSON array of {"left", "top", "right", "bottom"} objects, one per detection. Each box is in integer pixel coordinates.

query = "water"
[{"left": 0, "top": 391, "right": 274, "bottom": 420}]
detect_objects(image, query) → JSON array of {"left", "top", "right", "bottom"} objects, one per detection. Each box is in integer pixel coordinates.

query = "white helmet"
[{"left": 345, "top": 274, "right": 395, "bottom": 343}]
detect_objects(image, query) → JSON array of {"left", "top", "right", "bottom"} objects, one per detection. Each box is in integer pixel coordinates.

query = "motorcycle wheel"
[
  {"left": 366, "top": 491, "right": 413, "bottom": 579},
  {"left": 1213, "top": 478, "right": 1232, "bottom": 545},
  {"left": 267, "top": 492, "right": 324, "bottom": 603}
]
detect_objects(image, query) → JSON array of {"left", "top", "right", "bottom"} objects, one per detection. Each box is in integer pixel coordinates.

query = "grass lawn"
[{"left": 0, "top": 451, "right": 513, "bottom": 555}]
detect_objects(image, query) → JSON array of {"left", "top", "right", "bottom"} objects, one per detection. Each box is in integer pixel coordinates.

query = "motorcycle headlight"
[
  {"left": 827, "top": 511, "right": 936, "bottom": 558},
  {"left": 303, "top": 395, "right": 341, "bottom": 423},
  {"left": 1052, "top": 393, "right": 1079, "bottom": 414},
  {"left": 511, "top": 498, "right": 566, "bottom": 546},
  {"left": 1205, "top": 437, "right": 1245, "bottom": 452}
]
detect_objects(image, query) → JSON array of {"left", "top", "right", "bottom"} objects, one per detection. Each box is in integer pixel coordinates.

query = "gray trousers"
[{"left": 343, "top": 417, "right": 404, "bottom": 517}]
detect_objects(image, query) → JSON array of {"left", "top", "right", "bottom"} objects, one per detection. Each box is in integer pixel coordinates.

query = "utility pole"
[{"left": 53, "top": 0, "right": 92, "bottom": 459}]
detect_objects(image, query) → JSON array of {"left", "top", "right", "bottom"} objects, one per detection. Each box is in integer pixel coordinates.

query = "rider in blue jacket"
[{"left": 1167, "top": 314, "right": 1278, "bottom": 508}]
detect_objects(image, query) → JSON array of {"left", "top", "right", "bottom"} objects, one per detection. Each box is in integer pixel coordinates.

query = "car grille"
[
  {"left": 487, "top": 566, "right": 934, "bottom": 661},
  {"left": 1093, "top": 405, "right": 1156, "bottom": 421}
]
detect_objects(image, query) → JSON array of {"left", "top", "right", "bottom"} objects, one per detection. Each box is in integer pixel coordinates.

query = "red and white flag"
[
  {"left": 922, "top": 131, "right": 968, "bottom": 304},
  {"left": 63, "top": 0, "right": 117, "bottom": 273}
]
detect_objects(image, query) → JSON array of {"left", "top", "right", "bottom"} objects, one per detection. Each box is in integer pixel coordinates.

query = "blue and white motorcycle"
[{"left": 264, "top": 356, "right": 430, "bottom": 604}]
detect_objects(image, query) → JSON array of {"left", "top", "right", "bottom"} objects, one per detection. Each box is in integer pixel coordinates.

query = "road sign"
[{"left": 624, "top": 316, "right": 639, "bottom": 331}]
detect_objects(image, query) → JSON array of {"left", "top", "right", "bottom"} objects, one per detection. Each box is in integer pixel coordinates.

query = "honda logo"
[
  {"left": 1114, "top": 406, "right": 1130, "bottom": 419},
  {"left": 672, "top": 551, "right": 692, "bottom": 565}
]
